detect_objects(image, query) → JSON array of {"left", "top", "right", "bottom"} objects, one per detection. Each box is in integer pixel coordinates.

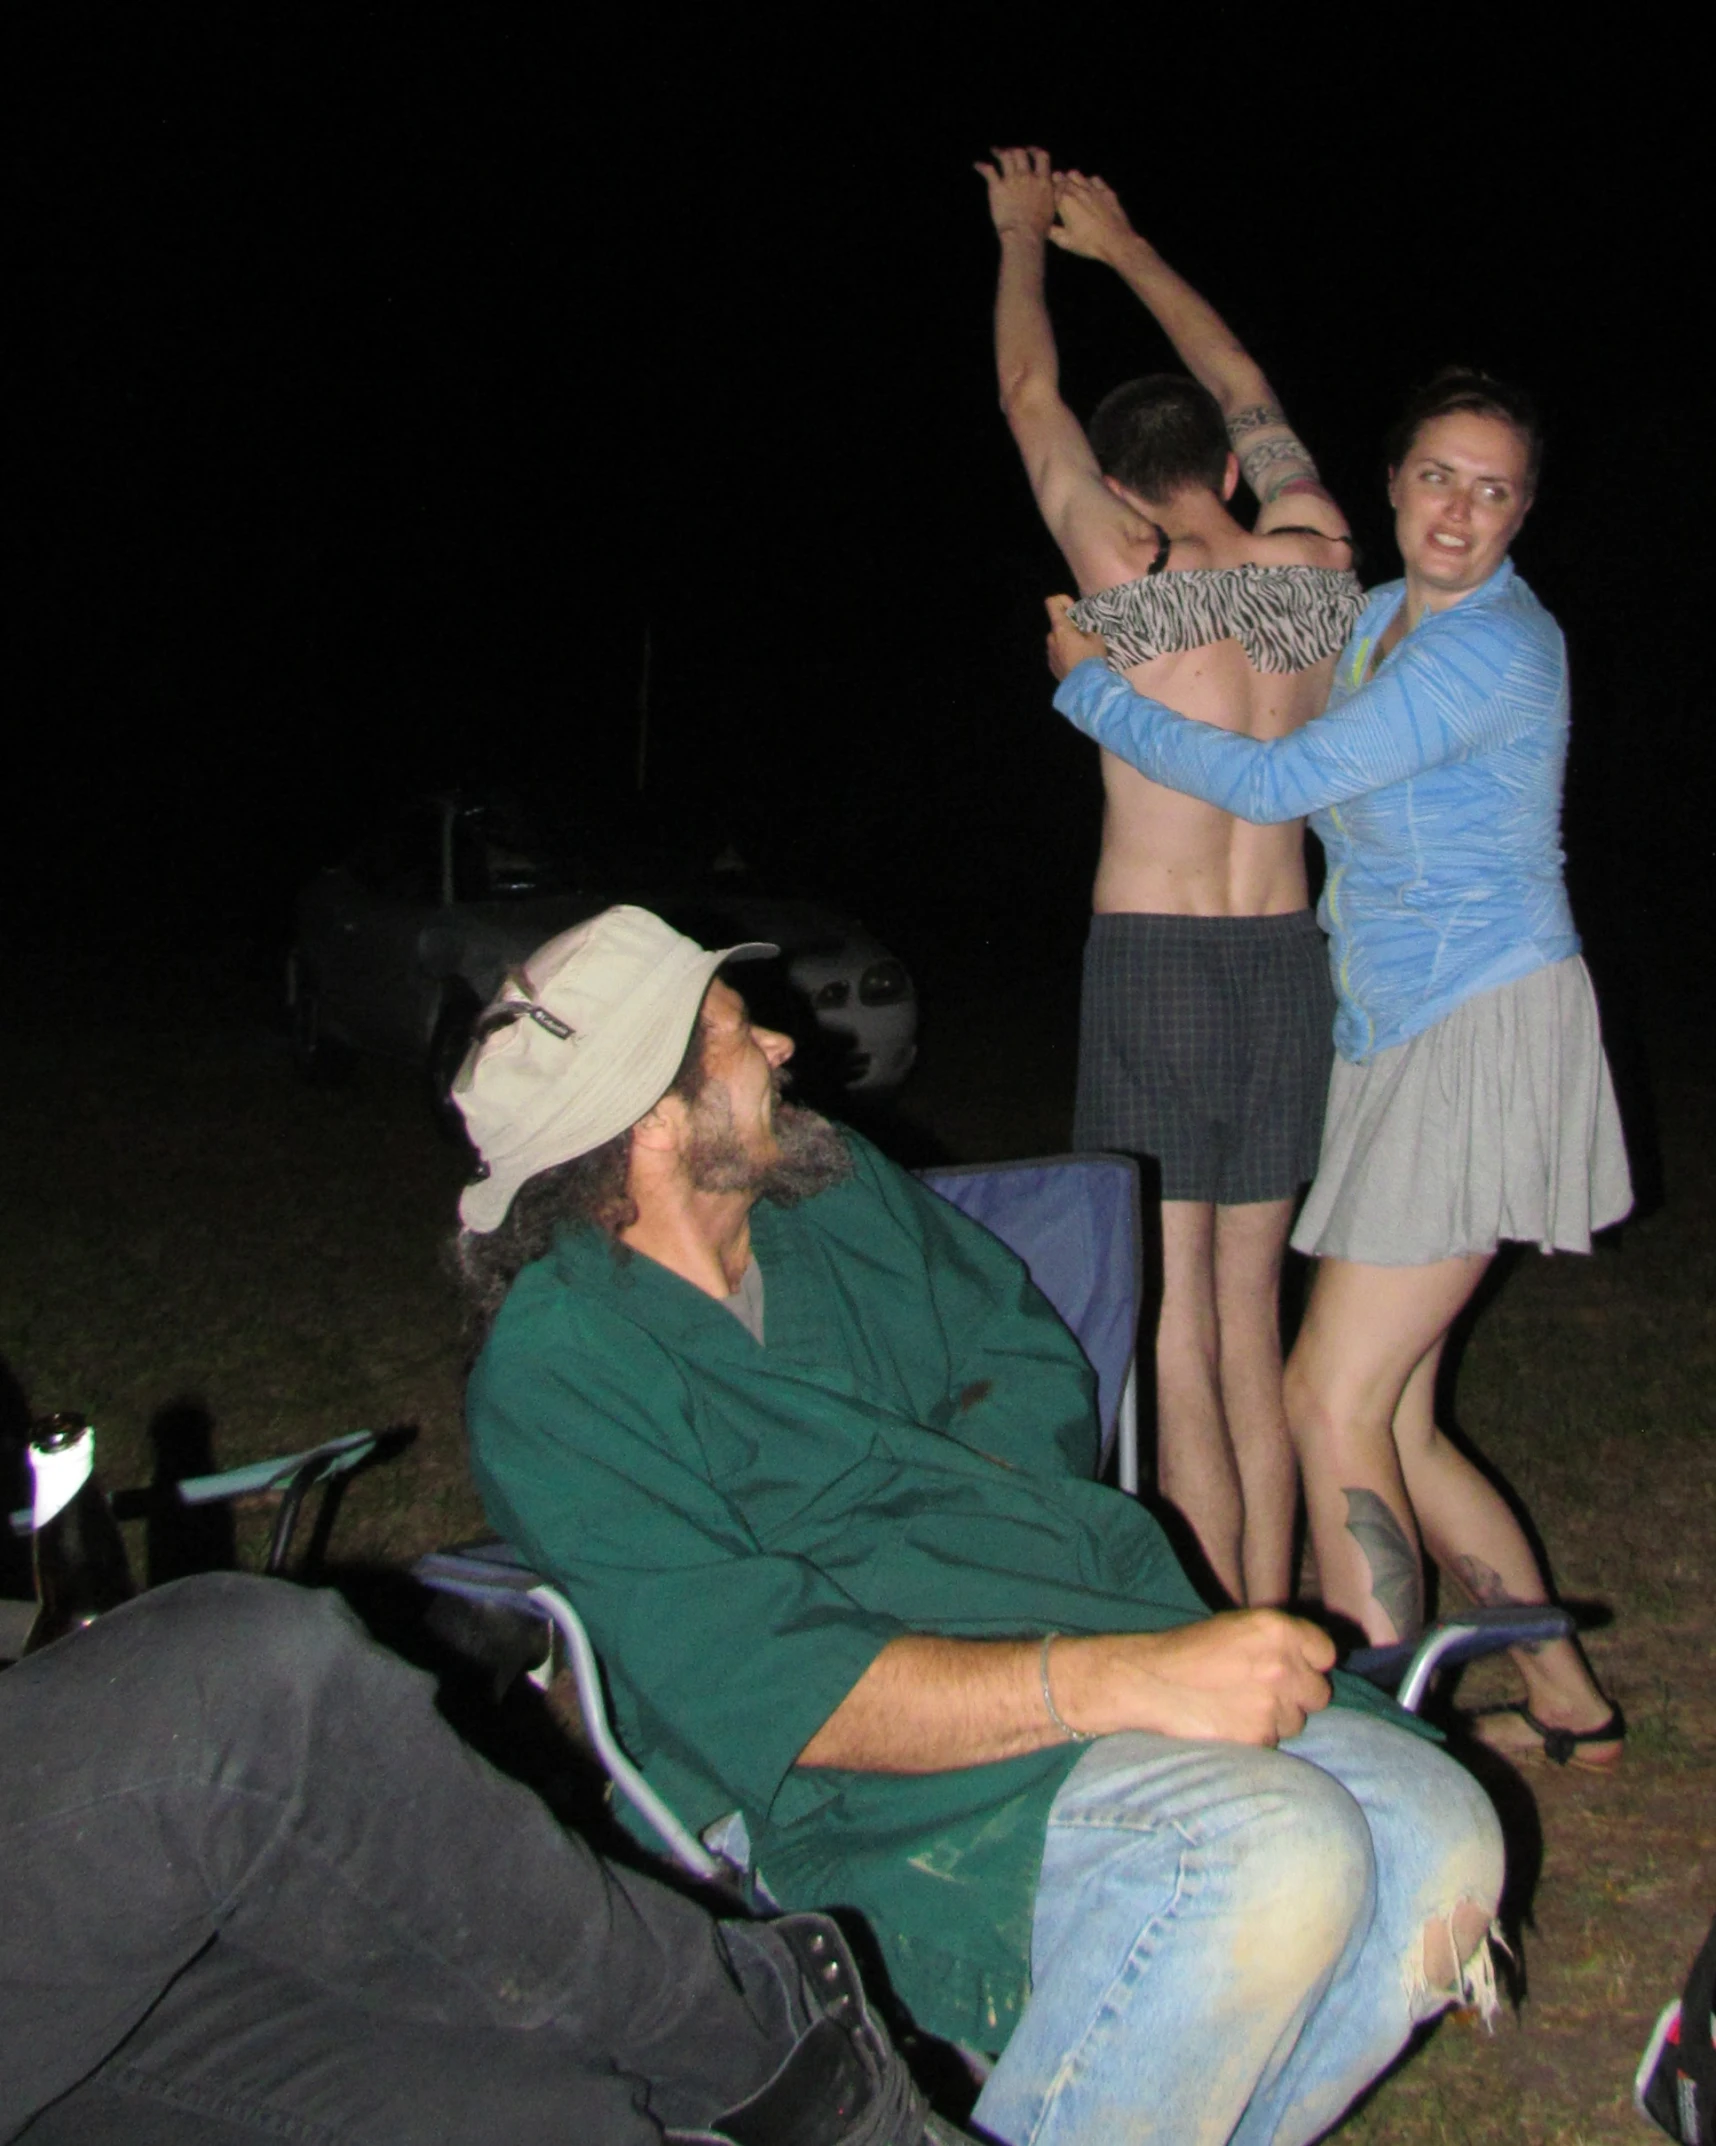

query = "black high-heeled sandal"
[{"left": 1469, "top": 1700, "right": 1626, "bottom": 1770}]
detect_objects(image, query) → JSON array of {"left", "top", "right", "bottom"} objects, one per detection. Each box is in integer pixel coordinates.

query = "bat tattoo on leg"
[
  {"left": 1343, "top": 1489, "right": 1424, "bottom": 1641},
  {"left": 1453, "top": 1554, "right": 1548, "bottom": 1652}
]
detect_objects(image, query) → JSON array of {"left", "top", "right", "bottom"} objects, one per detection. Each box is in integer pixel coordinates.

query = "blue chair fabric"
[{"left": 917, "top": 1155, "right": 1142, "bottom": 1493}]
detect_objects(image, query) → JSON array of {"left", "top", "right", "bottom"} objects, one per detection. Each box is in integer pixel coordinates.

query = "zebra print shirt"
[{"left": 1070, "top": 564, "right": 1366, "bottom": 677}]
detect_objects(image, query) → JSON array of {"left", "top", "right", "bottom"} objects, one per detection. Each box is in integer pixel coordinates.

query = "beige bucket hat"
[{"left": 454, "top": 905, "right": 775, "bottom": 1233}]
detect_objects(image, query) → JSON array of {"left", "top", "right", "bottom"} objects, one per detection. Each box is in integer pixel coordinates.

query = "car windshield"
[
  {"left": 450, "top": 799, "right": 580, "bottom": 902},
  {"left": 451, "top": 796, "right": 756, "bottom": 907}
]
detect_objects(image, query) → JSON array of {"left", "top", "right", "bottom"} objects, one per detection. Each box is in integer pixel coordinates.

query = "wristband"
[{"left": 1039, "top": 1632, "right": 1095, "bottom": 1744}]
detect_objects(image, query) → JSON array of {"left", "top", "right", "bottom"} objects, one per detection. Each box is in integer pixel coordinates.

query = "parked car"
[{"left": 287, "top": 796, "right": 918, "bottom": 1119}]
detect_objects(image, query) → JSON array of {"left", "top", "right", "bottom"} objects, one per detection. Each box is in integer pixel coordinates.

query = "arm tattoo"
[
  {"left": 1452, "top": 1555, "right": 1548, "bottom": 1652},
  {"left": 1238, "top": 431, "right": 1325, "bottom": 506},
  {"left": 1343, "top": 1489, "right": 1424, "bottom": 1642},
  {"left": 1226, "top": 401, "right": 1286, "bottom": 441},
  {"left": 1238, "top": 432, "right": 1317, "bottom": 477}
]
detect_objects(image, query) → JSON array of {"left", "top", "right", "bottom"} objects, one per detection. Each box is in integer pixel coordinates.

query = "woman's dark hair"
[
  {"left": 451, "top": 1009, "right": 710, "bottom": 1339},
  {"left": 1088, "top": 374, "right": 1232, "bottom": 501},
  {"left": 1385, "top": 368, "right": 1543, "bottom": 491}
]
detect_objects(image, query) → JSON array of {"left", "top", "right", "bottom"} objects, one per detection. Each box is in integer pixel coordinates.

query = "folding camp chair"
[
  {"left": 414, "top": 1154, "right": 1576, "bottom": 1884},
  {"left": 3, "top": 1427, "right": 415, "bottom": 1666},
  {"left": 7, "top": 1428, "right": 409, "bottom": 1583}
]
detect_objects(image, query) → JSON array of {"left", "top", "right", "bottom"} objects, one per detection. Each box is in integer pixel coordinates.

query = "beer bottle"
[{"left": 24, "top": 1414, "right": 136, "bottom": 1653}]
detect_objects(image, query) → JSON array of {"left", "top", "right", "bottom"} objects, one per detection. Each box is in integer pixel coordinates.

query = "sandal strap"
[{"left": 1519, "top": 1703, "right": 1625, "bottom": 1765}]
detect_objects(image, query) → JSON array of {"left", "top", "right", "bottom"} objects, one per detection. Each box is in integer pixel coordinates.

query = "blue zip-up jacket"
[{"left": 1053, "top": 560, "right": 1580, "bottom": 1061}]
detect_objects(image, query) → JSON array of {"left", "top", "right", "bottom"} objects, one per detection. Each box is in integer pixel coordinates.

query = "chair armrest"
[
  {"left": 1346, "top": 1604, "right": 1577, "bottom": 1713},
  {"left": 173, "top": 1430, "right": 380, "bottom": 1504}
]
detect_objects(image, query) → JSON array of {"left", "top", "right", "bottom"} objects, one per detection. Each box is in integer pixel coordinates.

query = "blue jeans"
[{"left": 972, "top": 1709, "right": 1503, "bottom": 2146}]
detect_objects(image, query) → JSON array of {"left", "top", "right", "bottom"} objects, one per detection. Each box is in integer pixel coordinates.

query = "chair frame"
[
  {"left": 9, "top": 1429, "right": 408, "bottom": 1579},
  {"left": 414, "top": 1542, "right": 724, "bottom": 1881}
]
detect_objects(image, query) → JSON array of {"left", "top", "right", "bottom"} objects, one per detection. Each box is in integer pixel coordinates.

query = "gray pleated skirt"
[{"left": 1291, "top": 957, "right": 1633, "bottom": 1265}]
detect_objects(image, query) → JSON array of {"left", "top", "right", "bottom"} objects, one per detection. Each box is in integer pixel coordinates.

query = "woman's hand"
[
  {"left": 975, "top": 144, "right": 1058, "bottom": 241},
  {"left": 1049, "top": 169, "right": 1142, "bottom": 263},
  {"left": 1045, "top": 594, "right": 1108, "bottom": 680}
]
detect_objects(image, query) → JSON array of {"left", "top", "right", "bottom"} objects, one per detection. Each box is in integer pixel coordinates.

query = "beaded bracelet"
[{"left": 1039, "top": 1631, "right": 1095, "bottom": 1743}]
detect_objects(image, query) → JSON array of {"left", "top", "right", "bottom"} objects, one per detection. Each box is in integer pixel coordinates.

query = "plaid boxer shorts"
[{"left": 1073, "top": 910, "right": 1334, "bottom": 1204}]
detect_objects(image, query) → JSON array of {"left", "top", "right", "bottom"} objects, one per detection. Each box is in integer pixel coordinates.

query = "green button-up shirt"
[{"left": 468, "top": 1134, "right": 1404, "bottom": 2048}]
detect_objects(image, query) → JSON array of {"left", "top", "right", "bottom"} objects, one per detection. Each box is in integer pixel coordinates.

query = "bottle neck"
[{"left": 30, "top": 1427, "right": 94, "bottom": 1530}]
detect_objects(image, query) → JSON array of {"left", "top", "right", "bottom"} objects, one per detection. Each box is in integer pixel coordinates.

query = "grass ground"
[{"left": 2, "top": 924, "right": 1710, "bottom": 2142}]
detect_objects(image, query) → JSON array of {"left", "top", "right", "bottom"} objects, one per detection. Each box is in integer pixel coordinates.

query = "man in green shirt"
[{"left": 455, "top": 906, "right": 1505, "bottom": 2146}]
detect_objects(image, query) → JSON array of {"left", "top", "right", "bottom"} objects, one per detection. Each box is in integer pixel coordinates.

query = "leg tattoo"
[
  {"left": 1451, "top": 1554, "right": 1547, "bottom": 1652},
  {"left": 1343, "top": 1489, "right": 1424, "bottom": 1641}
]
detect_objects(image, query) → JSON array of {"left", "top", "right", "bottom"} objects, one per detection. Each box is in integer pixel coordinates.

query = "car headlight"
[{"left": 858, "top": 961, "right": 912, "bottom": 1006}]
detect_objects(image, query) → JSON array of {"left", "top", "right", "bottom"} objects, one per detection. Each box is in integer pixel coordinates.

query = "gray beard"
[{"left": 685, "top": 1096, "right": 854, "bottom": 1207}]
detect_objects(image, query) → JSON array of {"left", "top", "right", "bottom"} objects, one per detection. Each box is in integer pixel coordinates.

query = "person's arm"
[
  {"left": 799, "top": 1613, "right": 1336, "bottom": 1769},
  {"left": 1045, "top": 595, "right": 1538, "bottom": 823},
  {"left": 976, "top": 146, "right": 1153, "bottom": 588},
  {"left": 1050, "top": 170, "right": 1349, "bottom": 543}
]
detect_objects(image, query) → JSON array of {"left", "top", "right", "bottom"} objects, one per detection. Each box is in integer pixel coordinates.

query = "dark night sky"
[{"left": 14, "top": 15, "right": 1707, "bottom": 952}]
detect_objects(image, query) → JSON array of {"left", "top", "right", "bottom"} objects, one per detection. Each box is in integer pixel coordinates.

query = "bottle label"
[{"left": 31, "top": 1431, "right": 94, "bottom": 1530}]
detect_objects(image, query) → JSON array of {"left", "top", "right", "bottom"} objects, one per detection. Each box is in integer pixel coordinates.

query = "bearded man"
[{"left": 453, "top": 905, "right": 1504, "bottom": 2146}]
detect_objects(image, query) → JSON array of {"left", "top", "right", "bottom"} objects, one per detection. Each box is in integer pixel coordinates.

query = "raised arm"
[
  {"left": 976, "top": 146, "right": 1155, "bottom": 591},
  {"left": 1045, "top": 598, "right": 1546, "bottom": 823},
  {"left": 1051, "top": 170, "right": 1349, "bottom": 542}
]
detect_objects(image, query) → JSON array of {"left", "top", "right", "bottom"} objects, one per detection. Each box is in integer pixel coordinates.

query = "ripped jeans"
[{"left": 972, "top": 1708, "right": 1504, "bottom": 2146}]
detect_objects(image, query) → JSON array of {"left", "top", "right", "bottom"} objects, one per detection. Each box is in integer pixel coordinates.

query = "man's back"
[
  {"left": 977, "top": 149, "right": 1357, "bottom": 1605},
  {"left": 1074, "top": 517, "right": 1346, "bottom": 917}
]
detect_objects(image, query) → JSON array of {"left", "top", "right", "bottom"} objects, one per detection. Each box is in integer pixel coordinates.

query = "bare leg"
[
  {"left": 1156, "top": 1200, "right": 1244, "bottom": 1602},
  {"left": 1212, "top": 1197, "right": 1298, "bottom": 1606},
  {"left": 1285, "top": 1255, "right": 1492, "bottom": 1644},
  {"left": 1393, "top": 1344, "right": 1619, "bottom": 1751}
]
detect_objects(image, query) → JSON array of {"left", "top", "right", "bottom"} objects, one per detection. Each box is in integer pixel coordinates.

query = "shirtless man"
[{"left": 977, "top": 148, "right": 1358, "bottom": 1604}]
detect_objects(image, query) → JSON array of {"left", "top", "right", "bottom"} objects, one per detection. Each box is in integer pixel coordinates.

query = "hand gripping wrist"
[{"left": 1039, "top": 1632, "right": 1095, "bottom": 1744}]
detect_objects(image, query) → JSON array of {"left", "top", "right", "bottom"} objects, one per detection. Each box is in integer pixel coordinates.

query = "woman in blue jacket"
[{"left": 1049, "top": 368, "right": 1630, "bottom": 1769}]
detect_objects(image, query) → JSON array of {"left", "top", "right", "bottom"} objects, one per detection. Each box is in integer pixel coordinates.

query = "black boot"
[{"left": 666, "top": 1914, "right": 975, "bottom": 2146}]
